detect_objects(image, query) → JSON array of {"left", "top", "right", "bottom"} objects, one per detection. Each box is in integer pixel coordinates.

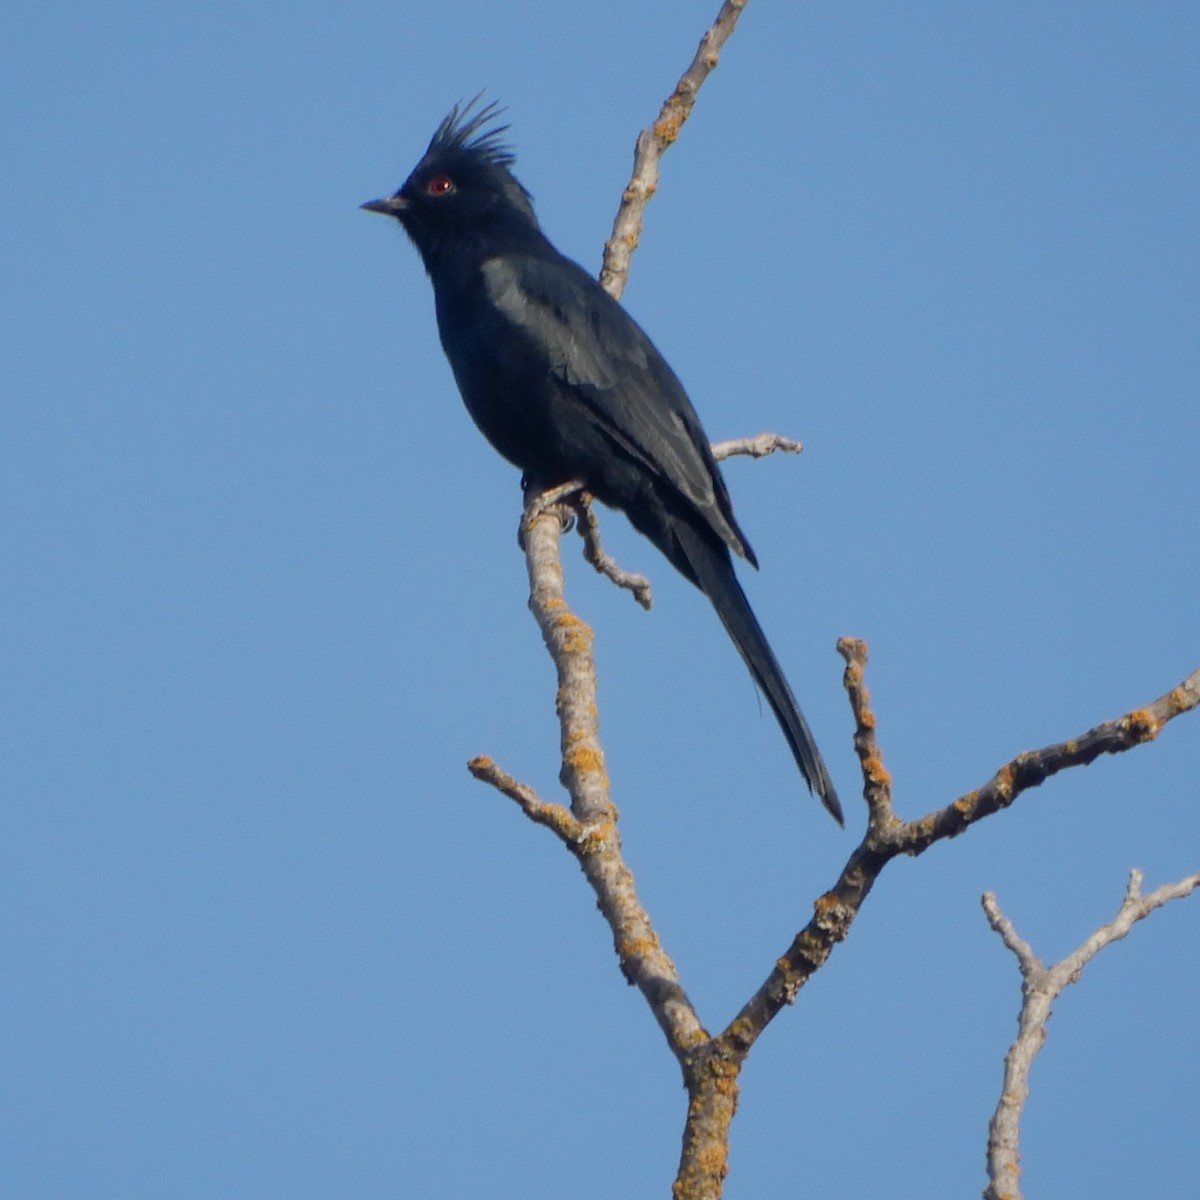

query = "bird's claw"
[{"left": 518, "top": 479, "right": 584, "bottom": 548}]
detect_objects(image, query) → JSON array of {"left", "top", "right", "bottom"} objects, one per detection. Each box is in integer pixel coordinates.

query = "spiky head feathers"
[
  {"left": 424, "top": 96, "right": 516, "bottom": 172},
  {"left": 362, "top": 97, "right": 541, "bottom": 269}
]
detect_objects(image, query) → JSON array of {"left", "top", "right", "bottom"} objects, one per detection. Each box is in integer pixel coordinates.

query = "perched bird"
[{"left": 362, "top": 99, "right": 842, "bottom": 824}]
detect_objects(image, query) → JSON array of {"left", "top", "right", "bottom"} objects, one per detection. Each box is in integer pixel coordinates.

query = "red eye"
[{"left": 426, "top": 175, "right": 454, "bottom": 196}]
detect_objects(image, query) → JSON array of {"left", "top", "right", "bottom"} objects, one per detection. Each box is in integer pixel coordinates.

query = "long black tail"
[{"left": 671, "top": 517, "right": 843, "bottom": 825}]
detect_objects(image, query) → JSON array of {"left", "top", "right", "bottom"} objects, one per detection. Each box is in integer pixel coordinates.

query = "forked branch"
[
  {"left": 470, "top": 488, "right": 1200, "bottom": 1200},
  {"left": 464, "top": 5, "right": 1200, "bottom": 1194},
  {"left": 720, "top": 644, "right": 1200, "bottom": 1058},
  {"left": 982, "top": 870, "right": 1200, "bottom": 1200}
]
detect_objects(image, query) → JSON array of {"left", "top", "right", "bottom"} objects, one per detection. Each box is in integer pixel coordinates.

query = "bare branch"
[
  {"left": 480, "top": 503, "right": 1198, "bottom": 1200},
  {"left": 517, "top": 488, "right": 617, "bottom": 833},
  {"left": 720, "top": 650, "right": 1200, "bottom": 1061},
  {"left": 467, "top": 755, "right": 579, "bottom": 840},
  {"left": 982, "top": 871, "right": 1200, "bottom": 1200},
  {"left": 711, "top": 432, "right": 804, "bottom": 461},
  {"left": 891, "top": 665, "right": 1200, "bottom": 856},
  {"left": 838, "top": 637, "right": 896, "bottom": 829},
  {"left": 599, "top": 0, "right": 750, "bottom": 300},
  {"left": 570, "top": 492, "right": 653, "bottom": 609},
  {"left": 473, "top": 489, "right": 709, "bottom": 1062},
  {"left": 979, "top": 893, "right": 1040, "bottom": 975},
  {"left": 467, "top": 0, "right": 1200, "bottom": 1185}
]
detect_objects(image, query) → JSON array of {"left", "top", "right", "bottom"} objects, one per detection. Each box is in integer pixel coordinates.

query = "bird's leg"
[{"left": 517, "top": 479, "right": 653, "bottom": 609}]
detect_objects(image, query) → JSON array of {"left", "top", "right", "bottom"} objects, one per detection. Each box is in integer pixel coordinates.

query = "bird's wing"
[{"left": 482, "top": 253, "right": 750, "bottom": 555}]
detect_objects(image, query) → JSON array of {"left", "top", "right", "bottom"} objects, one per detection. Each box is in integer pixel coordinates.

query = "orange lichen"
[
  {"left": 618, "top": 933, "right": 661, "bottom": 959},
  {"left": 1125, "top": 707, "right": 1161, "bottom": 741},
  {"left": 541, "top": 803, "right": 576, "bottom": 830},
  {"left": 953, "top": 790, "right": 978, "bottom": 815},
  {"left": 695, "top": 1144, "right": 728, "bottom": 1174},
  {"left": 654, "top": 117, "right": 682, "bottom": 144},
  {"left": 713, "top": 1073, "right": 738, "bottom": 1098},
  {"left": 567, "top": 745, "right": 606, "bottom": 777},
  {"left": 576, "top": 818, "right": 616, "bottom": 853},
  {"left": 555, "top": 613, "right": 593, "bottom": 654},
  {"left": 863, "top": 754, "right": 892, "bottom": 786},
  {"left": 915, "top": 812, "right": 939, "bottom": 837}
]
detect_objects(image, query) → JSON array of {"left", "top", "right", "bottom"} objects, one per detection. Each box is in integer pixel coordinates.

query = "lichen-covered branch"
[
  {"left": 474, "top": 504, "right": 1198, "bottom": 1198},
  {"left": 462, "top": 1, "right": 1200, "bottom": 1190},
  {"left": 719, "top": 647, "right": 1200, "bottom": 1062},
  {"left": 472, "top": 489, "right": 708, "bottom": 1062},
  {"left": 982, "top": 870, "right": 1200, "bottom": 1200},
  {"left": 599, "top": 0, "right": 750, "bottom": 301},
  {"left": 886, "top": 668, "right": 1200, "bottom": 855}
]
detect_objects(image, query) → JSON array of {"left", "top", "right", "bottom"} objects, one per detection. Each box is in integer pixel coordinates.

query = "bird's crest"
[{"left": 426, "top": 95, "right": 515, "bottom": 171}]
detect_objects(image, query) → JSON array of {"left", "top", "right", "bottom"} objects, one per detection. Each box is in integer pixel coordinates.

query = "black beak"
[{"left": 360, "top": 194, "right": 408, "bottom": 216}]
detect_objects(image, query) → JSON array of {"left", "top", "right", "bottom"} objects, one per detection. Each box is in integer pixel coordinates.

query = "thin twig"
[
  {"left": 838, "top": 638, "right": 896, "bottom": 829},
  {"left": 466, "top": 756, "right": 578, "bottom": 839},
  {"left": 982, "top": 871, "right": 1200, "bottom": 1200},
  {"left": 599, "top": 0, "right": 750, "bottom": 301},
  {"left": 570, "top": 493, "right": 653, "bottom": 609},
  {"left": 890, "top": 670, "right": 1200, "bottom": 856},
  {"left": 711, "top": 432, "right": 803, "bottom": 461}
]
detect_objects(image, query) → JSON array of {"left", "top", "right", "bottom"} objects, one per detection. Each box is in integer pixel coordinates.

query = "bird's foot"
[{"left": 518, "top": 478, "right": 584, "bottom": 549}]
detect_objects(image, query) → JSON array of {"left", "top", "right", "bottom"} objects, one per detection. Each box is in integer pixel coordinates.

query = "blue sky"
[{"left": 3, "top": 3, "right": 1198, "bottom": 1197}]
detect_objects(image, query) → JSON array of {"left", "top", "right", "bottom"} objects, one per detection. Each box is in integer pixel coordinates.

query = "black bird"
[{"left": 362, "top": 100, "right": 842, "bottom": 824}]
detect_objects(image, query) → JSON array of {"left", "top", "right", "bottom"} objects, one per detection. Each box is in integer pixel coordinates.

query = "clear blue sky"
[{"left": 3, "top": 3, "right": 1197, "bottom": 1197}]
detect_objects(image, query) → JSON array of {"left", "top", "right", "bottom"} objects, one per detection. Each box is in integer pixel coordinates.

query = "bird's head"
[{"left": 361, "top": 97, "right": 540, "bottom": 269}]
